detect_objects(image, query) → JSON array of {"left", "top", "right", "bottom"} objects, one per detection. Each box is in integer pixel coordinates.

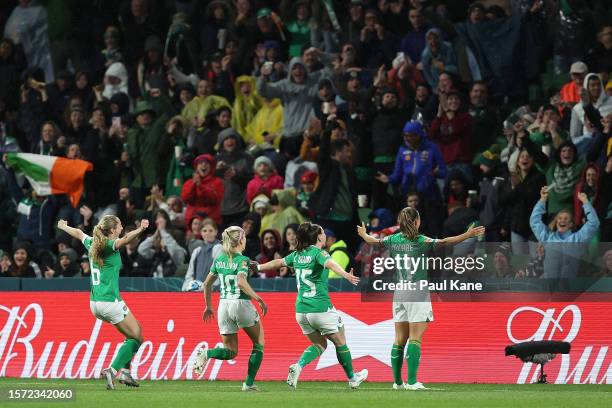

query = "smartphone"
[{"left": 112, "top": 117, "right": 121, "bottom": 127}]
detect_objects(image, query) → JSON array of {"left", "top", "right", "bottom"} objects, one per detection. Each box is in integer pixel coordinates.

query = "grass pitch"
[{"left": 0, "top": 378, "right": 610, "bottom": 408}]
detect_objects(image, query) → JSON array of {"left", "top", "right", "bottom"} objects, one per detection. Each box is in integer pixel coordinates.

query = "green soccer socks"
[
  {"left": 245, "top": 344, "right": 264, "bottom": 386},
  {"left": 406, "top": 339, "right": 422, "bottom": 385}
]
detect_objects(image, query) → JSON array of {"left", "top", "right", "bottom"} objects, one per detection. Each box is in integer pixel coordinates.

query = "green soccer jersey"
[
  {"left": 382, "top": 233, "right": 438, "bottom": 282},
  {"left": 210, "top": 253, "right": 251, "bottom": 300},
  {"left": 284, "top": 246, "right": 332, "bottom": 313},
  {"left": 82, "top": 236, "right": 122, "bottom": 302}
]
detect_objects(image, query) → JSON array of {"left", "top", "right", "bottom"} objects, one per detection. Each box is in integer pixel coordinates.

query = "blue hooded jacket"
[{"left": 388, "top": 121, "right": 447, "bottom": 198}]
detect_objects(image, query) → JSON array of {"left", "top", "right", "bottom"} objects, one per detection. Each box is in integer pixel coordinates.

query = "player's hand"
[
  {"left": 257, "top": 298, "right": 268, "bottom": 317},
  {"left": 577, "top": 192, "right": 589, "bottom": 204},
  {"left": 139, "top": 219, "right": 150, "bottom": 231},
  {"left": 57, "top": 219, "right": 68, "bottom": 230},
  {"left": 345, "top": 268, "right": 360, "bottom": 285},
  {"left": 467, "top": 224, "right": 485, "bottom": 238},
  {"left": 356, "top": 221, "right": 368, "bottom": 238},
  {"left": 203, "top": 308, "right": 215, "bottom": 322}
]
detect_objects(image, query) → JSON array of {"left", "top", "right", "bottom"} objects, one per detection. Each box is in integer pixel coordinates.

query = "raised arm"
[
  {"left": 357, "top": 222, "right": 381, "bottom": 245},
  {"left": 237, "top": 274, "right": 267, "bottom": 316},
  {"left": 437, "top": 224, "right": 485, "bottom": 246},
  {"left": 324, "top": 258, "right": 359, "bottom": 285},
  {"left": 57, "top": 219, "right": 86, "bottom": 242},
  {"left": 115, "top": 219, "right": 150, "bottom": 249}
]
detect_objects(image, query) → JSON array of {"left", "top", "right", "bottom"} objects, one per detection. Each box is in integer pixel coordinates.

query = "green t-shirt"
[
  {"left": 82, "top": 236, "right": 122, "bottom": 302},
  {"left": 284, "top": 246, "right": 332, "bottom": 313},
  {"left": 210, "top": 252, "right": 251, "bottom": 300},
  {"left": 382, "top": 233, "right": 438, "bottom": 282}
]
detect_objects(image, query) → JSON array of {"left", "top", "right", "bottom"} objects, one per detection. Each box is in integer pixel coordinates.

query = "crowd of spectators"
[{"left": 0, "top": 0, "right": 611, "bottom": 286}]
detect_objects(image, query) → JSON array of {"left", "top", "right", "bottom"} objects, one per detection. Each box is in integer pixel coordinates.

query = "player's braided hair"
[
  {"left": 296, "top": 222, "right": 322, "bottom": 251},
  {"left": 221, "top": 226, "right": 244, "bottom": 263},
  {"left": 397, "top": 207, "right": 420, "bottom": 240},
  {"left": 91, "top": 215, "right": 121, "bottom": 267}
]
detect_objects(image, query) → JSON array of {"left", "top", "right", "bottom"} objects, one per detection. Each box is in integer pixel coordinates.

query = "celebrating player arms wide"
[
  {"left": 357, "top": 207, "right": 485, "bottom": 390},
  {"left": 258, "top": 222, "right": 368, "bottom": 390},
  {"left": 57, "top": 215, "right": 150, "bottom": 390},
  {"left": 194, "top": 226, "right": 267, "bottom": 392}
]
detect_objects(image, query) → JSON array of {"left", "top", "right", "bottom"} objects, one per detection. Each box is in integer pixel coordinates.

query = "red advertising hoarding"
[{"left": 0, "top": 292, "right": 610, "bottom": 384}]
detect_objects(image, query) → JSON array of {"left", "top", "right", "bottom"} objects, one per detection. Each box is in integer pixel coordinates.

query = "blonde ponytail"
[
  {"left": 90, "top": 215, "right": 120, "bottom": 266},
  {"left": 221, "top": 226, "right": 244, "bottom": 263},
  {"left": 398, "top": 207, "right": 420, "bottom": 240}
]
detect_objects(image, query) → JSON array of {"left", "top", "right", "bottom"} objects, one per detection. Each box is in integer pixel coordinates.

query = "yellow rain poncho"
[
  {"left": 244, "top": 98, "right": 284, "bottom": 146},
  {"left": 181, "top": 94, "right": 230, "bottom": 127},
  {"left": 260, "top": 188, "right": 305, "bottom": 235},
  {"left": 231, "top": 75, "right": 263, "bottom": 142}
]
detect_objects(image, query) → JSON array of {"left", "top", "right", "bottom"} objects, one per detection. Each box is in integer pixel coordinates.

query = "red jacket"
[
  {"left": 246, "top": 172, "right": 284, "bottom": 204},
  {"left": 429, "top": 112, "right": 473, "bottom": 164},
  {"left": 181, "top": 175, "right": 224, "bottom": 225}
]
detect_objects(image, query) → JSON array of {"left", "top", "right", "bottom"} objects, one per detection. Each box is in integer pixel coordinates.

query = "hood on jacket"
[
  {"left": 555, "top": 140, "right": 578, "bottom": 167},
  {"left": 242, "top": 212, "right": 262, "bottom": 238},
  {"left": 110, "top": 92, "right": 130, "bottom": 116},
  {"left": 104, "top": 62, "right": 128, "bottom": 84},
  {"left": 288, "top": 57, "right": 307, "bottom": 83},
  {"left": 234, "top": 75, "right": 259, "bottom": 98},
  {"left": 583, "top": 73, "right": 605, "bottom": 106},
  {"left": 217, "top": 127, "right": 245, "bottom": 149},
  {"left": 271, "top": 188, "right": 297, "bottom": 210}
]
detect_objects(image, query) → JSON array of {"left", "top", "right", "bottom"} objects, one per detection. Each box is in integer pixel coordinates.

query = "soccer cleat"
[
  {"left": 286, "top": 364, "right": 302, "bottom": 391},
  {"left": 392, "top": 383, "right": 407, "bottom": 390},
  {"left": 101, "top": 368, "right": 115, "bottom": 390},
  {"left": 117, "top": 370, "right": 140, "bottom": 387},
  {"left": 406, "top": 382, "right": 429, "bottom": 390},
  {"left": 241, "top": 383, "right": 259, "bottom": 392},
  {"left": 348, "top": 369, "right": 368, "bottom": 389},
  {"left": 193, "top": 345, "right": 209, "bottom": 376}
]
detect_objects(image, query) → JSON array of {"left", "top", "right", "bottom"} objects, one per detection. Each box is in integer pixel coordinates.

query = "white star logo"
[{"left": 316, "top": 310, "right": 394, "bottom": 370}]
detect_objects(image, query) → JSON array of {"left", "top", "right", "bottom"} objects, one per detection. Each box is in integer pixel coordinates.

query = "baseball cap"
[{"left": 570, "top": 61, "right": 588, "bottom": 74}]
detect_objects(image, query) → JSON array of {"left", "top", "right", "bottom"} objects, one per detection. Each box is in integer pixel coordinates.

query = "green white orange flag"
[{"left": 6, "top": 153, "right": 93, "bottom": 207}]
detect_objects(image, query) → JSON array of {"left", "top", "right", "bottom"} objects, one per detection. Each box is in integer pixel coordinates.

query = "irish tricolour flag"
[{"left": 7, "top": 153, "right": 93, "bottom": 207}]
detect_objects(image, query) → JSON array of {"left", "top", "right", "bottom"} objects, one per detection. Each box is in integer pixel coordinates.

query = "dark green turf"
[{"left": 0, "top": 378, "right": 610, "bottom": 408}]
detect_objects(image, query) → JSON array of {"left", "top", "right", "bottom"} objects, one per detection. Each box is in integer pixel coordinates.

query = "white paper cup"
[{"left": 358, "top": 195, "right": 368, "bottom": 208}]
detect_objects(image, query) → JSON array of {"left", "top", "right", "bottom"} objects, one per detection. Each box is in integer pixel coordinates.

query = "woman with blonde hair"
[
  {"left": 193, "top": 226, "right": 267, "bottom": 391},
  {"left": 57, "top": 215, "right": 149, "bottom": 390},
  {"left": 357, "top": 207, "right": 484, "bottom": 390}
]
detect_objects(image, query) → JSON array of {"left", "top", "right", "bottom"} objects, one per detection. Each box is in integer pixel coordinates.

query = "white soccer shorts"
[
  {"left": 217, "top": 299, "right": 260, "bottom": 335},
  {"left": 90, "top": 300, "right": 130, "bottom": 324},
  {"left": 392, "top": 301, "right": 434, "bottom": 323},
  {"left": 295, "top": 309, "right": 344, "bottom": 335}
]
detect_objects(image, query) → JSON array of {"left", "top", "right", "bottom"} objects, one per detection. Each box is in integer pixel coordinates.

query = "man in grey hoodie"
[
  {"left": 215, "top": 128, "right": 254, "bottom": 228},
  {"left": 257, "top": 50, "right": 334, "bottom": 137}
]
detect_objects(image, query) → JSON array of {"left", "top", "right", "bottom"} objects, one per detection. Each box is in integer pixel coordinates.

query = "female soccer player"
[
  {"left": 193, "top": 226, "right": 267, "bottom": 391},
  {"left": 357, "top": 207, "right": 484, "bottom": 390},
  {"left": 57, "top": 215, "right": 150, "bottom": 390},
  {"left": 257, "top": 222, "right": 368, "bottom": 390}
]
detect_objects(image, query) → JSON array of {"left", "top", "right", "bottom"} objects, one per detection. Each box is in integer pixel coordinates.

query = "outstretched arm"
[
  {"left": 115, "top": 219, "right": 150, "bottom": 249},
  {"left": 357, "top": 222, "right": 381, "bottom": 245},
  {"left": 257, "top": 258, "right": 286, "bottom": 271},
  {"left": 437, "top": 225, "right": 485, "bottom": 246},
  {"left": 57, "top": 220, "right": 86, "bottom": 242},
  {"left": 324, "top": 258, "right": 360, "bottom": 285}
]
